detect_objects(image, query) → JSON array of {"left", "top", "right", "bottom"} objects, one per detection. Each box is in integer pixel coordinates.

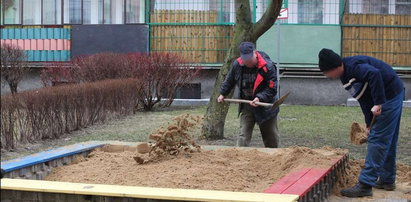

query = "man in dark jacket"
[
  {"left": 218, "top": 42, "right": 279, "bottom": 148},
  {"left": 318, "top": 48, "right": 404, "bottom": 198}
]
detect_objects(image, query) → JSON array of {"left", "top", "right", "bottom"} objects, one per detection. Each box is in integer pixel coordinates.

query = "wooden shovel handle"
[
  {"left": 224, "top": 98, "right": 273, "bottom": 107},
  {"left": 369, "top": 115, "right": 376, "bottom": 130}
]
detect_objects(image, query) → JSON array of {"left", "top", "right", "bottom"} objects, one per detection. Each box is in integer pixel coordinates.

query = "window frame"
[
  {"left": 104, "top": 0, "right": 125, "bottom": 24},
  {"left": 82, "top": 0, "right": 105, "bottom": 24},
  {"left": 2, "top": 0, "right": 23, "bottom": 25},
  {"left": 62, "top": 0, "right": 84, "bottom": 25},
  {"left": 394, "top": 0, "right": 411, "bottom": 15},
  {"left": 124, "top": 0, "right": 145, "bottom": 24},
  {"left": 42, "top": 0, "right": 63, "bottom": 25},
  {"left": 22, "top": 0, "right": 43, "bottom": 25},
  {"left": 2, "top": 0, "right": 147, "bottom": 25}
]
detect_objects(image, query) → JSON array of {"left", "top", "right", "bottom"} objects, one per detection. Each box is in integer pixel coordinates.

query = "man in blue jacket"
[
  {"left": 218, "top": 42, "right": 279, "bottom": 148},
  {"left": 318, "top": 48, "right": 404, "bottom": 197}
]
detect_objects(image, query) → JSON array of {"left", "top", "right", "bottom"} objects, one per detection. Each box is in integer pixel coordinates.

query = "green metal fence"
[
  {"left": 147, "top": 0, "right": 410, "bottom": 67},
  {"left": 341, "top": 0, "right": 411, "bottom": 68},
  {"left": 147, "top": 0, "right": 344, "bottom": 64},
  {"left": 147, "top": 0, "right": 233, "bottom": 64}
]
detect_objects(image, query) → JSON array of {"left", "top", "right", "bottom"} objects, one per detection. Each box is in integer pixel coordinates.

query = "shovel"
[
  {"left": 369, "top": 115, "right": 376, "bottom": 130},
  {"left": 224, "top": 92, "right": 290, "bottom": 110},
  {"left": 350, "top": 115, "right": 377, "bottom": 145}
]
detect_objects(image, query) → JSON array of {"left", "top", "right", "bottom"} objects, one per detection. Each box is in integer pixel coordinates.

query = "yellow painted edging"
[{"left": 1, "top": 179, "right": 299, "bottom": 202}]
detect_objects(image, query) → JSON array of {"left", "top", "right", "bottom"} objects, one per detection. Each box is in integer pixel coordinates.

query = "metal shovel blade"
[{"left": 272, "top": 92, "right": 291, "bottom": 109}]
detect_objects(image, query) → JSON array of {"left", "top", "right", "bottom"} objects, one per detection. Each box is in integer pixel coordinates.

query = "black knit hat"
[{"left": 318, "top": 48, "right": 342, "bottom": 72}]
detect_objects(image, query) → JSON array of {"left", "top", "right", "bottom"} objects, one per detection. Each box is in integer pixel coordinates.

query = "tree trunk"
[
  {"left": 9, "top": 82, "right": 18, "bottom": 94},
  {"left": 202, "top": 0, "right": 282, "bottom": 140}
]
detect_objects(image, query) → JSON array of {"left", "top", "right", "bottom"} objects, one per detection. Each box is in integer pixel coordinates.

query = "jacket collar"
[{"left": 236, "top": 51, "right": 267, "bottom": 69}]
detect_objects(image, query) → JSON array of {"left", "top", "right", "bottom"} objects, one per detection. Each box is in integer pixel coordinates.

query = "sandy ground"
[
  {"left": 45, "top": 146, "right": 345, "bottom": 193},
  {"left": 329, "top": 183, "right": 411, "bottom": 201},
  {"left": 332, "top": 159, "right": 411, "bottom": 201},
  {"left": 44, "top": 144, "right": 411, "bottom": 200}
]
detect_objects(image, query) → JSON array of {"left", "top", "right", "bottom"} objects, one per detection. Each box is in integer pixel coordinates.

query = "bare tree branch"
[
  {"left": 251, "top": 0, "right": 283, "bottom": 41},
  {"left": 0, "top": 44, "right": 29, "bottom": 94}
]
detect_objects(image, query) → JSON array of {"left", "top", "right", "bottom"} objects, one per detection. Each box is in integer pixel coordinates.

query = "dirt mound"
[
  {"left": 319, "top": 146, "right": 348, "bottom": 156},
  {"left": 333, "top": 159, "right": 364, "bottom": 195},
  {"left": 334, "top": 159, "right": 411, "bottom": 195},
  {"left": 133, "top": 114, "right": 202, "bottom": 164},
  {"left": 45, "top": 146, "right": 345, "bottom": 193},
  {"left": 350, "top": 122, "right": 368, "bottom": 145}
]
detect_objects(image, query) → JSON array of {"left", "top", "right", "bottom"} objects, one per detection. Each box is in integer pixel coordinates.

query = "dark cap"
[
  {"left": 239, "top": 42, "right": 255, "bottom": 61},
  {"left": 318, "top": 48, "right": 342, "bottom": 72}
]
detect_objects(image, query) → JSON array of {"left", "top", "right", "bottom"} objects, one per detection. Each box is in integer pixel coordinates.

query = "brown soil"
[
  {"left": 43, "top": 113, "right": 411, "bottom": 197},
  {"left": 350, "top": 122, "right": 368, "bottom": 145},
  {"left": 333, "top": 159, "right": 411, "bottom": 195},
  {"left": 45, "top": 146, "right": 344, "bottom": 193},
  {"left": 133, "top": 114, "right": 202, "bottom": 164}
]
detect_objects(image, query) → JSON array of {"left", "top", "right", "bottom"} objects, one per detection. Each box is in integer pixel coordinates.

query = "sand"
[
  {"left": 44, "top": 113, "right": 410, "bottom": 197},
  {"left": 350, "top": 122, "right": 368, "bottom": 145},
  {"left": 45, "top": 146, "right": 344, "bottom": 193},
  {"left": 133, "top": 114, "right": 202, "bottom": 164},
  {"left": 333, "top": 159, "right": 411, "bottom": 199}
]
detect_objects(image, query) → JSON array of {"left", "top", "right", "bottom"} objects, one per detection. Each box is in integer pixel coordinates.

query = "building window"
[
  {"left": 125, "top": 0, "right": 145, "bottom": 23},
  {"left": 297, "top": 0, "right": 323, "bottom": 24},
  {"left": 104, "top": 0, "right": 124, "bottom": 24},
  {"left": 23, "top": 0, "right": 41, "bottom": 24},
  {"left": 83, "top": 0, "right": 104, "bottom": 24},
  {"left": 362, "top": 0, "right": 389, "bottom": 14},
  {"left": 209, "top": 0, "right": 235, "bottom": 24},
  {"left": 43, "top": 0, "right": 62, "bottom": 24},
  {"left": 347, "top": 0, "right": 411, "bottom": 15},
  {"left": 2, "top": 0, "right": 21, "bottom": 24},
  {"left": 64, "top": 0, "right": 82, "bottom": 24},
  {"left": 3, "top": 0, "right": 147, "bottom": 25},
  {"left": 395, "top": 0, "right": 411, "bottom": 14}
]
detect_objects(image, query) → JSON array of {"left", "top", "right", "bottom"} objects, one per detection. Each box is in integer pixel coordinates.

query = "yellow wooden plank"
[{"left": 1, "top": 179, "right": 299, "bottom": 202}]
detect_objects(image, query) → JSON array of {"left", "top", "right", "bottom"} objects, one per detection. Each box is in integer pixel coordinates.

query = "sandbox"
[{"left": 1, "top": 141, "right": 348, "bottom": 202}]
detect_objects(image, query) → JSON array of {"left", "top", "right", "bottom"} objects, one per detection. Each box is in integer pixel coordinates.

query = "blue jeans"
[{"left": 359, "top": 90, "right": 404, "bottom": 186}]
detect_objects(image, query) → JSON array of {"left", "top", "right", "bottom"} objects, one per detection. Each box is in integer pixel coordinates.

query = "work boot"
[
  {"left": 341, "top": 182, "right": 373, "bottom": 197},
  {"left": 374, "top": 180, "right": 396, "bottom": 191}
]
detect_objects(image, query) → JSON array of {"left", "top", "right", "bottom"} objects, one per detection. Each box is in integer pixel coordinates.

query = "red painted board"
[
  {"left": 264, "top": 168, "right": 311, "bottom": 194},
  {"left": 281, "top": 168, "right": 329, "bottom": 196}
]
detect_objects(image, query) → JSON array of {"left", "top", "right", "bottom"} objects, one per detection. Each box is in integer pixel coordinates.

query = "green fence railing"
[
  {"left": 341, "top": 0, "right": 411, "bottom": 69},
  {"left": 147, "top": 0, "right": 344, "bottom": 64}
]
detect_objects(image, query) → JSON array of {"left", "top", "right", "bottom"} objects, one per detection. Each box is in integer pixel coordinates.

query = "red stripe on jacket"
[{"left": 236, "top": 51, "right": 270, "bottom": 95}]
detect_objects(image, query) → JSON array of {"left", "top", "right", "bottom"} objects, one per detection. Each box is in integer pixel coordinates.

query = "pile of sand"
[
  {"left": 134, "top": 114, "right": 202, "bottom": 164},
  {"left": 45, "top": 146, "right": 345, "bottom": 193},
  {"left": 334, "top": 159, "right": 411, "bottom": 194},
  {"left": 350, "top": 122, "right": 368, "bottom": 145}
]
